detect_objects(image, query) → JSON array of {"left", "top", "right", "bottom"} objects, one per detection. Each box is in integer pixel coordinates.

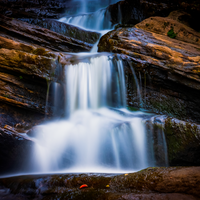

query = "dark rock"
[
  {"left": 0, "top": 167, "right": 199, "bottom": 199},
  {"left": 164, "top": 117, "right": 200, "bottom": 166},
  {"left": 0, "top": 127, "right": 34, "bottom": 175},
  {"left": 0, "top": 0, "right": 72, "bottom": 19},
  {"left": 146, "top": 115, "right": 200, "bottom": 166},
  {"left": 108, "top": 0, "right": 200, "bottom": 31},
  {"left": 19, "top": 18, "right": 100, "bottom": 45},
  {"left": 0, "top": 15, "right": 93, "bottom": 52}
]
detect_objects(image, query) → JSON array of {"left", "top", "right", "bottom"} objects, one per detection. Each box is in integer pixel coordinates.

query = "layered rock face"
[
  {"left": 98, "top": 13, "right": 200, "bottom": 123},
  {"left": 0, "top": 12, "right": 100, "bottom": 173},
  {"left": 98, "top": 11, "right": 200, "bottom": 168}
]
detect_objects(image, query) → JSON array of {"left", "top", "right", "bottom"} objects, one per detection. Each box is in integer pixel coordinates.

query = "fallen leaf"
[{"left": 80, "top": 184, "right": 88, "bottom": 189}]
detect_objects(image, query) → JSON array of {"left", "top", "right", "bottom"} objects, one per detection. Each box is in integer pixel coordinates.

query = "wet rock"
[
  {"left": 164, "top": 117, "right": 200, "bottom": 166},
  {"left": 19, "top": 18, "right": 100, "bottom": 45},
  {"left": 0, "top": 167, "right": 199, "bottom": 199},
  {"left": 0, "top": 15, "right": 93, "bottom": 52},
  {"left": 0, "top": 35, "right": 62, "bottom": 114},
  {"left": 146, "top": 115, "right": 200, "bottom": 166},
  {"left": 98, "top": 21, "right": 200, "bottom": 123},
  {"left": 111, "top": 167, "right": 200, "bottom": 197},
  {"left": 0, "top": 127, "right": 34, "bottom": 174}
]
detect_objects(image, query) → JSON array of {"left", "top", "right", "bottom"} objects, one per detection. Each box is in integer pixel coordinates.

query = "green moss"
[
  {"left": 146, "top": 23, "right": 150, "bottom": 27},
  {"left": 149, "top": 96, "right": 186, "bottom": 119},
  {"left": 167, "top": 28, "right": 177, "bottom": 39},
  {"left": 164, "top": 118, "right": 199, "bottom": 163},
  {"left": 19, "top": 76, "right": 23, "bottom": 80},
  {"left": 3, "top": 94, "right": 9, "bottom": 98},
  {"left": 127, "top": 106, "right": 139, "bottom": 112}
]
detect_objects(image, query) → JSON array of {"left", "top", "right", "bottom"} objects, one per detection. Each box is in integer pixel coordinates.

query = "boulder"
[
  {"left": 0, "top": 167, "right": 199, "bottom": 199},
  {"left": 98, "top": 18, "right": 200, "bottom": 123}
]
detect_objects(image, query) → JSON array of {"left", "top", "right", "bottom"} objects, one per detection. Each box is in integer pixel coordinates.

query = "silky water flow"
[{"left": 29, "top": 0, "right": 168, "bottom": 174}]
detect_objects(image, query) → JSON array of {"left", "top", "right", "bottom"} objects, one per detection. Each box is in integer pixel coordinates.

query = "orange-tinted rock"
[
  {"left": 135, "top": 11, "right": 200, "bottom": 45},
  {"left": 98, "top": 22, "right": 200, "bottom": 123}
]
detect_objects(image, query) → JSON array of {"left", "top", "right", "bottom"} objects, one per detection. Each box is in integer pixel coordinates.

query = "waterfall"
[
  {"left": 29, "top": 0, "right": 168, "bottom": 174},
  {"left": 31, "top": 55, "right": 161, "bottom": 173}
]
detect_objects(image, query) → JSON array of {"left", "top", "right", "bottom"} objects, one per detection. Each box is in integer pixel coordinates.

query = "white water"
[
  {"left": 30, "top": 0, "right": 168, "bottom": 174},
  {"left": 59, "top": 8, "right": 113, "bottom": 31},
  {"left": 31, "top": 56, "right": 167, "bottom": 173}
]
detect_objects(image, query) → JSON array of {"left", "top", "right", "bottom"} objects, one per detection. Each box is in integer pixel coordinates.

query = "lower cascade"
[{"left": 31, "top": 55, "right": 168, "bottom": 173}]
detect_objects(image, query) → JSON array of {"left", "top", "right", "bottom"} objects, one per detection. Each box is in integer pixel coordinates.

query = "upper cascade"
[{"left": 59, "top": 0, "right": 121, "bottom": 31}]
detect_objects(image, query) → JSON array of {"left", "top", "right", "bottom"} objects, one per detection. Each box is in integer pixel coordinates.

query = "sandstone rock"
[
  {"left": 0, "top": 15, "right": 93, "bottom": 52},
  {"left": 0, "top": 35, "right": 62, "bottom": 114},
  {"left": 135, "top": 12, "right": 200, "bottom": 45},
  {"left": 98, "top": 25, "right": 200, "bottom": 122}
]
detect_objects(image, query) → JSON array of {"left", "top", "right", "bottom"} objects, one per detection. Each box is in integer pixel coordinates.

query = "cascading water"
[
  {"left": 32, "top": 56, "right": 155, "bottom": 173},
  {"left": 59, "top": 8, "right": 113, "bottom": 31},
  {"left": 29, "top": 0, "right": 168, "bottom": 174}
]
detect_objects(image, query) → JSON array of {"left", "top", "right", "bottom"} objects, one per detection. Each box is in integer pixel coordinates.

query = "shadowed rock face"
[
  {"left": 0, "top": 15, "right": 93, "bottom": 53},
  {"left": 0, "top": 167, "right": 199, "bottom": 200},
  {"left": 0, "top": 127, "right": 34, "bottom": 174},
  {"left": 18, "top": 18, "right": 101, "bottom": 45},
  {"left": 146, "top": 116, "right": 200, "bottom": 166},
  {"left": 0, "top": 0, "right": 72, "bottom": 19},
  {"left": 98, "top": 18, "right": 200, "bottom": 123},
  {"left": 108, "top": 0, "right": 200, "bottom": 31}
]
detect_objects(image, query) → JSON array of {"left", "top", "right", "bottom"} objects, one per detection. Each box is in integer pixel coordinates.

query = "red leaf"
[{"left": 80, "top": 184, "right": 88, "bottom": 189}]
